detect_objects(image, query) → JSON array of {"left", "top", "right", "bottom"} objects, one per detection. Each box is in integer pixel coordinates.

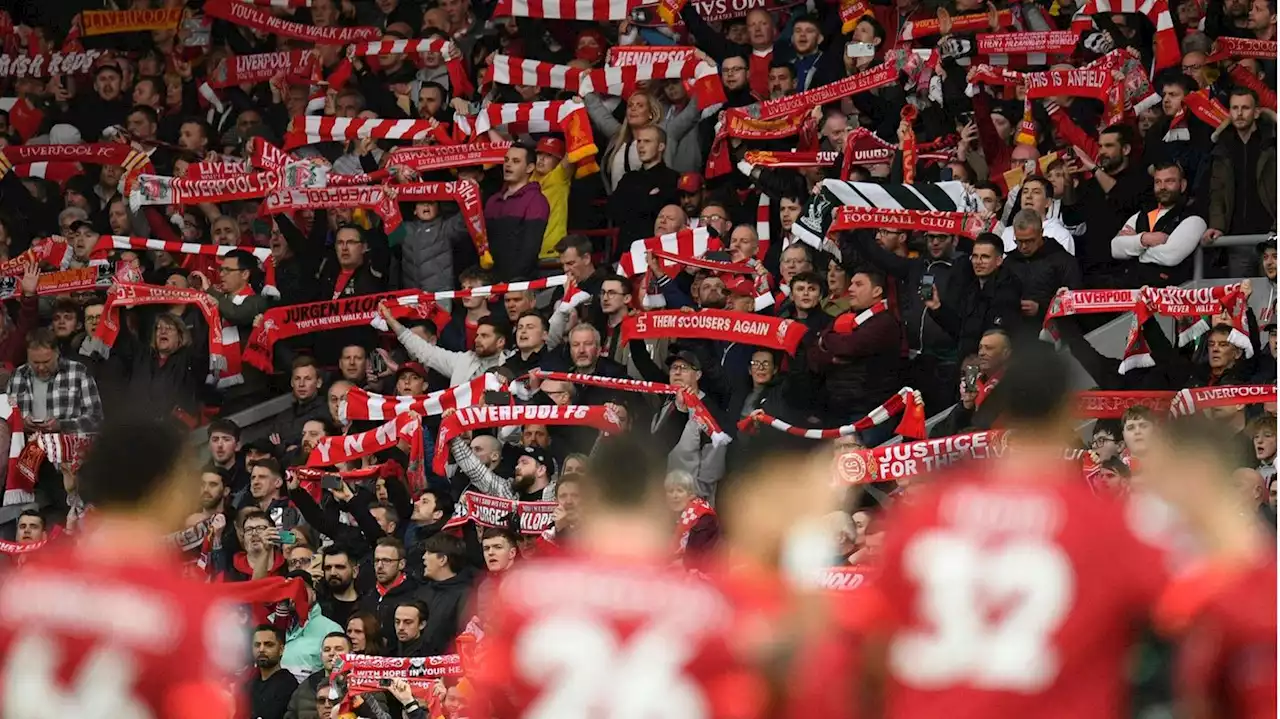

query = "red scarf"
[
  {"left": 646, "top": 249, "right": 772, "bottom": 311},
  {"left": 306, "top": 412, "right": 421, "bottom": 467},
  {"left": 334, "top": 653, "right": 463, "bottom": 700},
  {"left": 86, "top": 283, "right": 231, "bottom": 382},
  {"left": 0, "top": 265, "right": 114, "bottom": 300},
  {"left": 206, "top": 50, "right": 316, "bottom": 88},
  {"left": 1075, "top": 390, "right": 1176, "bottom": 418},
  {"left": 1070, "top": 0, "right": 1179, "bottom": 73},
  {"left": 0, "top": 143, "right": 153, "bottom": 191},
  {"left": 288, "top": 462, "right": 404, "bottom": 502},
  {"left": 81, "top": 7, "right": 183, "bottom": 35},
  {"left": 829, "top": 208, "right": 990, "bottom": 239},
  {"left": 94, "top": 235, "right": 277, "bottom": 297},
  {"left": 204, "top": 0, "right": 381, "bottom": 43},
  {"left": 706, "top": 110, "right": 812, "bottom": 179},
  {"left": 832, "top": 300, "right": 889, "bottom": 334},
  {"left": 242, "top": 290, "right": 416, "bottom": 371},
  {"left": 433, "top": 405, "right": 623, "bottom": 474},
  {"left": 834, "top": 430, "right": 1084, "bottom": 484},
  {"left": 218, "top": 576, "right": 312, "bottom": 626},
  {"left": 900, "top": 9, "right": 1013, "bottom": 39},
  {"left": 442, "top": 490, "right": 558, "bottom": 535},
  {"left": 371, "top": 277, "right": 568, "bottom": 331},
  {"left": 341, "top": 375, "right": 503, "bottom": 421},
  {"left": 840, "top": 127, "right": 953, "bottom": 178},
  {"left": 620, "top": 309, "right": 808, "bottom": 354},
  {"left": 394, "top": 182, "right": 491, "bottom": 268},
  {"left": 348, "top": 37, "right": 475, "bottom": 99},
  {"left": 527, "top": 370, "right": 731, "bottom": 445},
  {"left": 1170, "top": 385, "right": 1277, "bottom": 417},
  {"left": 739, "top": 387, "right": 925, "bottom": 439},
  {"left": 260, "top": 186, "right": 402, "bottom": 232},
  {"left": 1205, "top": 36, "right": 1276, "bottom": 63},
  {"left": 0, "top": 394, "right": 26, "bottom": 506},
  {"left": 386, "top": 142, "right": 510, "bottom": 173},
  {"left": 0, "top": 526, "right": 63, "bottom": 555},
  {"left": 674, "top": 497, "right": 714, "bottom": 554},
  {"left": 485, "top": 54, "right": 725, "bottom": 110}
]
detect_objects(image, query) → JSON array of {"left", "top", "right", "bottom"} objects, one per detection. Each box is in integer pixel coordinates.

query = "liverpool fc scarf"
[
  {"left": 620, "top": 309, "right": 808, "bottom": 354},
  {"left": 259, "top": 186, "right": 401, "bottom": 232},
  {"left": 334, "top": 653, "right": 464, "bottom": 699},
  {"left": 81, "top": 8, "right": 183, "bottom": 35},
  {"left": 526, "top": 369, "right": 732, "bottom": 445},
  {"left": 1170, "top": 385, "right": 1278, "bottom": 417},
  {"left": 243, "top": 290, "right": 418, "bottom": 371},
  {"left": 442, "top": 490, "right": 557, "bottom": 535},
  {"left": 204, "top": 0, "right": 381, "bottom": 43},
  {"left": 0, "top": 264, "right": 113, "bottom": 300},
  {"left": 739, "top": 387, "right": 926, "bottom": 439},
  {"left": 394, "top": 182, "right": 491, "bottom": 268},
  {"left": 1074, "top": 386, "right": 1278, "bottom": 419},
  {"left": 129, "top": 162, "right": 328, "bottom": 210},
  {"left": 674, "top": 497, "right": 714, "bottom": 553},
  {"left": 0, "top": 395, "right": 25, "bottom": 506},
  {"left": 433, "top": 404, "right": 624, "bottom": 474},
  {"left": 386, "top": 142, "right": 510, "bottom": 172},
  {"left": 205, "top": 50, "right": 317, "bottom": 89},
  {"left": 706, "top": 110, "right": 812, "bottom": 178},
  {"left": 340, "top": 375, "right": 504, "bottom": 421},
  {"left": 0, "top": 526, "right": 62, "bottom": 555},
  {"left": 85, "top": 283, "right": 229, "bottom": 377},
  {"left": 829, "top": 207, "right": 991, "bottom": 239},
  {"left": 1206, "top": 37, "right": 1278, "bottom": 63},
  {"left": 0, "top": 144, "right": 154, "bottom": 188}
]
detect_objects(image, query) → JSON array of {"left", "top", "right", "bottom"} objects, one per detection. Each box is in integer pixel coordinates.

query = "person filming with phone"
[{"left": 934, "top": 328, "right": 1013, "bottom": 436}]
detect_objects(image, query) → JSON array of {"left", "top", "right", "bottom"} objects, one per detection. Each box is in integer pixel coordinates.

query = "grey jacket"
[
  {"left": 396, "top": 327, "right": 506, "bottom": 386},
  {"left": 400, "top": 216, "right": 465, "bottom": 293},
  {"left": 584, "top": 94, "right": 706, "bottom": 190},
  {"left": 651, "top": 399, "right": 726, "bottom": 500}
]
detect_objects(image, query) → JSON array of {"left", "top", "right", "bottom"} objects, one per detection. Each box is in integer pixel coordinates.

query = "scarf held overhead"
[
  {"left": 829, "top": 207, "right": 991, "bottom": 239},
  {"left": 243, "top": 290, "right": 419, "bottom": 371},
  {"left": 434, "top": 404, "right": 624, "bottom": 474},
  {"left": 442, "top": 490, "right": 557, "bottom": 535},
  {"left": 340, "top": 374, "right": 504, "bottom": 421},
  {"left": 203, "top": 0, "right": 381, "bottom": 43},
  {"left": 739, "top": 387, "right": 926, "bottom": 440},
  {"left": 306, "top": 412, "right": 421, "bottom": 467},
  {"left": 619, "top": 309, "right": 808, "bottom": 354},
  {"left": 86, "top": 283, "right": 230, "bottom": 377}
]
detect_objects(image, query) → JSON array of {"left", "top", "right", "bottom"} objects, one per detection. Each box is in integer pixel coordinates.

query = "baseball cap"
[
  {"left": 67, "top": 219, "right": 94, "bottom": 234},
  {"left": 535, "top": 136, "right": 565, "bottom": 159},
  {"left": 396, "top": 362, "right": 428, "bottom": 380},
  {"left": 666, "top": 348, "right": 702, "bottom": 371},
  {"left": 677, "top": 172, "right": 704, "bottom": 194},
  {"left": 519, "top": 444, "right": 552, "bottom": 471},
  {"left": 724, "top": 276, "right": 756, "bottom": 297}
]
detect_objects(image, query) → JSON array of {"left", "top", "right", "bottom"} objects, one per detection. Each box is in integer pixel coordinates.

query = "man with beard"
[
  {"left": 197, "top": 468, "right": 230, "bottom": 521},
  {"left": 1076, "top": 124, "right": 1153, "bottom": 284},
  {"left": 248, "top": 625, "right": 297, "bottom": 719},
  {"left": 284, "top": 632, "right": 351, "bottom": 719},
  {"left": 1110, "top": 162, "right": 1207, "bottom": 287},
  {"left": 319, "top": 547, "right": 362, "bottom": 625},
  {"left": 1205, "top": 88, "right": 1276, "bottom": 276},
  {"left": 392, "top": 600, "right": 430, "bottom": 656}
]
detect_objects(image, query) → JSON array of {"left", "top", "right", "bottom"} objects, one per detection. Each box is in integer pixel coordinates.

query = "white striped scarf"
[
  {"left": 616, "top": 227, "right": 718, "bottom": 277},
  {"left": 1071, "top": 0, "right": 1179, "bottom": 72},
  {"left": 94, "top": 236, "right": 279, "bottom": 298},
  {"left": 453, "top": 100, "right": 598, "bottom": 164},
  {"left": 645, "top": 249, "right": 773, "bottom": 311},
  {"left": 371, "top": 276, "right": 570, "bottom": 330},
  {"left": 0, "top": 395, "right": 25, "bottom": 506},
  {"left": 346, "top": 36, "right": 453, "bottom": 58},
  {"left": 492, "top": 0, "right": 640, "bottom": 20},
  {"left": 739, "top": 387, "right": 923, "bottom": 439},
  {"left": 339, "top": 375, "right": 504, "bottom": 422},
  {"left": 793, "top": 179, "right": 975, "bottom": 252},
  {"left": 283, "top": 115, "right": 451, "bottom": 150},
  {"left": 485, "top": 55, "right": 725, "bottom": 109},
  {"left": 242, "top": 0, "right": 312, "bottom": 6},
  {"left": 215, "top": 291, "right": 251, "bottom": 389}
]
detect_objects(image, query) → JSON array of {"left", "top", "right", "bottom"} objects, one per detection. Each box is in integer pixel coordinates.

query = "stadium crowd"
[{"left": 0, "top": 0, "right": 1275, "bottom": 716}]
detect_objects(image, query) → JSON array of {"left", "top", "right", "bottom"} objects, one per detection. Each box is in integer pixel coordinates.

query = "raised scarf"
[
  {"left": 182, "top": 158, "right": 254, "bottom": 180},
  {"left": 442, "top": 490, "right": 557, "bottom": 535},
  {"left": 1074, "top": 390, "right": 1176, "bottom": 418},
  {"left": 0, "top": 144, "right": 154, "bottom": 190},
  {"left": 1228, "top": 65, "right": 1277, "bottom": 110},
  {"left": 840, "top": 127, "right": 953, "bottom": 178},
  {"left": 205, "top": 50, "right": 316, "bottom": 89},
  {"left": 829, "top": 207, "right": 991, "bottom": 239},
  {"left": 334, "top": 653, "right": 464, "bottom": 700},
  {"left": 974, "top": 30, "right": 1079, "bottom": 61},
  {"left": 706, "top": 110, "right": 812, "bottom": 179},
  {"left": 340, "top": 374, "right": 504, "bottom": 421},
  {"left": 0, "top": 526, "right": 62, "bottom": 555},
  {"left": 833, "top": 430, "right": 1082, "bottom": 484},
  {"left": 526, "top": 369, "right": 732, "bottom": 445},
  {"left": 497, "top": 0, "right": 640, "bottom": 20},
  {"left": 370, "top": 276, "right": 569, "bottom": 329},
  {"left": 348, "top": 37, "right": 475, "bottom": 99},
  {"left": 243, "top": 290, "right": 418, "bottom": 371},
  {"left": 93, "top": 235, "right": 277, "bottom": 297},
  {"left": 616, "top": 227, "right": 719, "bottom": 277},
  {"left": 217, "top": 576, "right": 312, "bottom": 626},
  {"left": 620, "top": 309, "right": 809, "bottom": 354},
  {"left": 0, "top": 395, "right": 26, "bottom": 506},
  {"left": 742, "top": 150, "right": 839, "bottom": 169},
  {"left": 739, "top": 387, "right": 926, "bottom": 440},
  {"left": 674, "top": 497, "right": 714, "bottom": 554},
  {"left": 1184, "top": 89, "right": 1230, "bottom": 128},
  {"left": 751, "top": 59, "right": 899, "bottom": 122},
  {"left": 283, "top": 115, "right": 454, "bottom": 150},
  {"left": 1070, "top": 0, "right": 1179, "bottom": 72},
  {"left": 385, "top": 142, "right": 510, "bottom": 173},
  {"left": 454, "top": 101, "right": 598, "bottom": 167},
  {"left": 1040, "top": 284, "right": 1248, "bottom": 373},
  {"left": 831, "top": 300, "right": 890, "bottom": 334},
  {"left": 433, "top": 404, "right": 623, "bottom": 474},
  {"left": 646, "top": 249, "right": 772, "bottom": 311},
  {"left": 259, "top": 186, "right": 401, "bottom": 232},
  {"left": 486, "top": 54, "right": 725, "bottom": 110},
  {"left": 81, "top": 8, "right": 183, "bottom": 35},
  {"left": 0, "top": 50, "right": 103, "bottom": 78},
  {"left": 0, "top": 264, "right": 113, "bottom": 300},
  {"left": 605, "top": 45, "right": 725, "bottom": 109},
  {"left": 85, "top": 283, "right": 229, "bottom": 379},
  {"left": 306, "top": 413, "right": 425, "bottom": 492},
  {"left": 393, "top": 182, "right": 491, "bottom": 268},
  {"left": 817, "top": 566, "right": 872, "bottom": 591},
  {"left": 1170, "top": 385, "right": 1277, "bottom": 417},
  {"left": 129, "top": 162, "right": 328, "bottom": 209},
  {"left": 204, "top": 0, "right": 381, "bottom": 43},
  {"left": 900, "top": 9, "right": 1013, "bottom": 39},
  {"left": 288, "top": 461, "right": 404, "bottom": 502},
  {"left": 1206, "top": 37, "right": 1278, "bottom": 63}
]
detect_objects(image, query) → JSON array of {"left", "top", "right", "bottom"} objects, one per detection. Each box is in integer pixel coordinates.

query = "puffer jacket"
[
  {"left": 399, "top": 215, "right": 466, "bottom": 293},
  {"left": 1003, "top": 239, "right": 1082, "bottom": 333}
]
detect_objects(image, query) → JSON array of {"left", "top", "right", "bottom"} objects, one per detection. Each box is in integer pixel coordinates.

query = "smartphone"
[
  {"left": 962, "top": 364, "right": 982, "bottom": 394},
  {"left": 277, "top": 530, "right": 297, "bottom": 545},
  {"left": 918, "top": 275, "right": 935, "bottom": 303},
  {"left": 484, "top": 390, "right": 512, "bottom": 405},
  {"left": 846, "top": 42, "right": 877, "bottom": 58},
  {"left": 321, "top": 474, "right": 344, "bottom": 491},
  {"left": 270, "top": 506, "right": 284, "bottom": 528},
  {"left": 958, "top": 111, "right": 974, "bottom": 126}
]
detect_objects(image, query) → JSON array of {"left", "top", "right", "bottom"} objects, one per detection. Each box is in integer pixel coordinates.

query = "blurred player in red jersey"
[
  {"left": 0, "top": 414, "right": 240, "bottom": 719},
  {"left": 855, "top": 343, "right": 1173, "bottom": 719},
  {"left": 1145, "top": 416, "right": 1277, "bottom": 719},
  {"left": 473, "top": 434, "right": 769, "bottom": 719}
]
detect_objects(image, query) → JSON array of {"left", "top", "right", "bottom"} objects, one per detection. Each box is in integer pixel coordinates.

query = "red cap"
[
  {"left": 396, "top": 362, "right": 429, "bottom": 380},
  {"left": 724, "top": 276, "right": 756, "bottom": 297},
  {"left": 677, "top": 172, "right": 704, "bottom": 194},
  {"left": 535, "top": 136, "right": 565, "bottom": 159}
]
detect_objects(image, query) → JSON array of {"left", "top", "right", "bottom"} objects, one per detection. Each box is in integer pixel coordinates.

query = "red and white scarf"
[
  {"left": 840, "top": 127, "right": 952, "bottom": 177},
  {"left": 620, "top": 309, "right": 809, "bottom": 354},
  {"left": 831, "top": 300, "right": 890, "bottom": 334},
  {"left": 348, "top": 37, "right": 474, "bottom": 98},
  {"left": 0, "top": 143, "right": 154, "bottom": 190},
  {"left": 205, "top": 50, "right": 316, "bottom": 89},
  {"left": 739, "top": 387, "right": 926, "bottom": 440},
  {"left": 94, "top": 235, "right": 278, "bottom": 298},
  {"left": 674, "top": 497, "right": 714, "bottom": 554},
  {"left": 829, "top": 207, "right": 991, "bottom": 239},
  {"left": 393, "top": 182, "right": 491, "bottom": 267},
  {"left": 494, "top": 0, "right": 639, "bottom": 20},
  {"left": 129, "top": 162, "right": 327, "bottom": 209},
  {"left": 527, "top": 369, "right": 732, "bottom": 445},
  {"left": 0, "top": 50, "right": 103, "bottom": 78},
  {"left": 259, "top": 185, "right": 402, "bottom": 232},
  {"left": 1071, "top": 0, "right": 1179, "bottom": 72},
  {"left": 203, "top": 0, "right": 381, "bottom": 43},
  {"left": 1170, "top": 385, "right": 1277, "bottom": 417},
  {"left": 385, "top": 142, "right": 510, "bottom": 173},
  {"left": 0, "top": 265, "right": 114, "bottom": 300},
  {"left": 645, "top": 249, "right": 773, "bottom": 311},
  {"left": 0, "top": 395, "right": 26, "bottom": 506},
  {"left": 1206, "top": 37, "right": 1278, "bottom": 63},
  {"left": 616, "top": 227, "right": 719, "bottom": 277},
  {"left": 454, "top": 100, "right": 598, "bottom": 165},
  {"left": 433, "top": 404, "right": 623, "bottom": 474},
  {"left": 340, "top": 374, "right": 504, "bottom": 421},
  {"left": 283, "top": 115, "right": 454, "bottom": 150},
  {"left": 969, "top": 30, "right": 1079, "bottom": 66},
  {"left": 603, "top": 46, "right": 726, "bottom": 109},
  {"left": 306, "top": 412, "right": 425, "bottom": 492},
  {"left": 243, "top": 290, "right": 419, "bottom": 371},
  {"left": 486, "top": 54, "right": 725, "bottom": 110},
  {"left": 85, "top": 283, "right": 232, "bottom": 382},
  {"left": 442, "top": 490, "right": 557, "bottom": 535},
  {"left": 334, "top": 653, "right": 463, "bottom": 699},
  {"left": 370, "top": 276, "right": 569, "bottom": 329}
]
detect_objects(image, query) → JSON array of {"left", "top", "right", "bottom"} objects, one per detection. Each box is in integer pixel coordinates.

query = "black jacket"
[
  {"left": 360, "top": 576, "right": 422, "bottom": 649},
  {"left": 415, "top": 568, "right": 476, "bottom": 655},
  {"left": 607, "top": 163, "right": 681, "bottom": 246},
  {"left": 849, "top": 230, "right": 960, "bottom": 359},
  {"left": 928, "top": 264, "right": 1022, "bottom": 361},
  {"left": 1003, "top": 239, "right": 1082, "bottom": 334},
  {"left": 270, "top": 394, "right": 332, "bottom": 448},
  {"left": 807, "top": 309, "right": 904, "bottom": 423}
]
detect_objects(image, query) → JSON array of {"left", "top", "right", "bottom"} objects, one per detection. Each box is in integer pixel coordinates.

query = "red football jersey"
[
  {"left": 0, "top": 542, "right": 240, "bottom": 719},
  {"left": 475, "top": 555, "right": 766, "bottom": 719},
  {"left": 1173, "top": 557, "right": 1277, "bottom": 719},
  {"left": 863, "top": 470, "right": 1171, "bottom": 719}
]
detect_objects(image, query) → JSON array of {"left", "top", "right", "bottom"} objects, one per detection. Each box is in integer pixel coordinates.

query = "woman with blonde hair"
[
  {"left": 584, "top": 87, "right": 705, "bottom": 192},
  {"left": 665, "top": 470, "right": 720, "bottom": 566}
]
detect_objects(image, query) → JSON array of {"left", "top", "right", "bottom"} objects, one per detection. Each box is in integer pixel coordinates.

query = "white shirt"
[
  {"left": 1109, "top": 208, "right": 1207, "bottom": 267},
  {"left": 1001, "top": 216, "right": 1076, "bottom": 255}
]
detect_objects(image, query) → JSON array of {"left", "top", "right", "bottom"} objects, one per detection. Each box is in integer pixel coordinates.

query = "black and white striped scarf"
[{"left": 794, "top": 179, "right": 977, "bottom": 250}]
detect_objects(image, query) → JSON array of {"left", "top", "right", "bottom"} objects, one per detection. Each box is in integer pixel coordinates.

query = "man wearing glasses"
[{"left": 208, "top": 249, "right": 271, "bottom": 410}]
